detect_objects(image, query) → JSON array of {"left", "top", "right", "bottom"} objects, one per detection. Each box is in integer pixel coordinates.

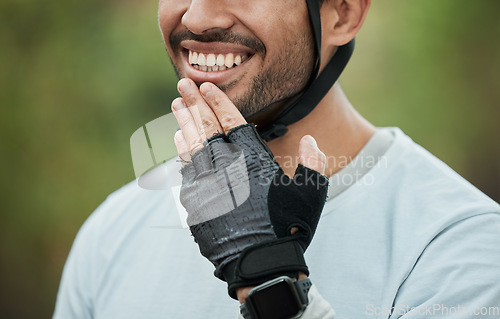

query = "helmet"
[{"left": 258, "top": 0, "right": 355, "bottom": 141}]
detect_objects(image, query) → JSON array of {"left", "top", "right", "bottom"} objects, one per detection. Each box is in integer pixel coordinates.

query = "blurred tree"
[
  {"left": 0, "top": 0, "right": 176, "bottom": 317},
  {"left": 346, "top": 0, "right": 500, "bottom": 201}
]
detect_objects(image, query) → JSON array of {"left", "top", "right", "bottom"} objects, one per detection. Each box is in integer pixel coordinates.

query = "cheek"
[
  {"left": 242, "top": 2, "right": 312, "bottom": 60},
  {"left": 158, "top": 1, "right": 187, "bottom": 54}
]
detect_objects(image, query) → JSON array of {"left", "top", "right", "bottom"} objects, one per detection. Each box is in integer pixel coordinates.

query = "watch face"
[{"left": 249, "top": 280, "right": 302, "bottom": 319}]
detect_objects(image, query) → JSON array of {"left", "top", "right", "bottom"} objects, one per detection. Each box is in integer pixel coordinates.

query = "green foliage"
[
  {"left": 0, "top": 0, "right": 176, "bottom": 316},
  {"left": 345, "top": 0, "right": 500, "bottom": 200},
  {"left": 0, "top": 0, "right": 498, "bottom": 317}
]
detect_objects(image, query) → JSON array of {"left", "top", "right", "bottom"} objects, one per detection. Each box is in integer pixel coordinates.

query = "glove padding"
[{"left": 180, "top": 124, "right": 328, "bottom": 296}]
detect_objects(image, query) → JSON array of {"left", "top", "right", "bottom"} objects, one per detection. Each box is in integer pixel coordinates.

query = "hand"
[
  {"left": 172, "top": 78, "right": 328, "bottom": 299},
  {"left": 172, "top": 78, "right": 326, "bottom": 174}
]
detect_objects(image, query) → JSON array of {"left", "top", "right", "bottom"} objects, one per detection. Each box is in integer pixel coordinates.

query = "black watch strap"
[
  {"left": 295, "top": 278, "right": 313, "bottom": 305},
  {"left": 240, "top": 277, "right": 312, "bottom": 319}
]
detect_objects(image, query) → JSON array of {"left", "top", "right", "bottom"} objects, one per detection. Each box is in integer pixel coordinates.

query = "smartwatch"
[{"left": 240, "top": 276, "right": 312, "bottom": 319}]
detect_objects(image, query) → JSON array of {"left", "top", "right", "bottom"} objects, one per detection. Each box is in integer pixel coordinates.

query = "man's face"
[{"left": 158, "top": 0, "right": 316, "bottom": 119}]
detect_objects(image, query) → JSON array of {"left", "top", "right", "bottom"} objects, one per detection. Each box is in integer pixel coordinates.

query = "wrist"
[
  {"left": 224, "top": 238, "right": 309, "bottom": 300},
  {"left": 236, "top": 272, "right": 308, "bottom": 304}
]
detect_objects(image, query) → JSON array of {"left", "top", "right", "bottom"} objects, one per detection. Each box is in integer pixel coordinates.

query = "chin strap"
[{"left": 258, "top": 0, "right": 355, "bottom": 142}]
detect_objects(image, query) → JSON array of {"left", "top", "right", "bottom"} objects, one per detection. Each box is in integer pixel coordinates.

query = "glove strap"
[{"left": 223, "top": 238, "right": 309, "bottom": 300}]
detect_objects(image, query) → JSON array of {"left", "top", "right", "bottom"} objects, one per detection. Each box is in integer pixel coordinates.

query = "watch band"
[
  {"left": 295, "top": 278, "right": 313, "bottom": 305},
  {"left": 240, "top": 302, "right": 252, "bottom": 319},
  {"left": 240, "top": 277, "right": 312, "bottom": 319}
]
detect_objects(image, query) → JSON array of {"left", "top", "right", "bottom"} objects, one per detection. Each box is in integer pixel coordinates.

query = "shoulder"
[
  {"left": 57, "top": 160, "right": 180, "bottom": 284},
  {"left": 390, "top": 212, "right": 500, "bottom": 317},
  {"left": 325, "top": 127, "right": 498, "bottom": 223},
  {"left": 380, "top": 129, "right": 500, "bottom": 314},
  {"left": 372, "top": 128, "right": 500, "bottom": 252},
  {"left": 382, "top": 127, "right": 498, "bottom": 216},
  {"left": 53, "top": 162, "right": 192, "bottom": 318},
  {"left": 312, "top": 128, "right": 500, "bottom": 316}
]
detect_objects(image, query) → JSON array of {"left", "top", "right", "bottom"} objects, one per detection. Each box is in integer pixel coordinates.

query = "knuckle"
[
  {"left": 211, "top": 90, "right": 222, "bottom": 106},
  {"left": 177, "top": 115, "right": 192, "bottom": 128},
  {"left": 309, "top": 158, "right": 322, "bottom": 169},
  {"left": 189, "top": 136, "right": 202, "bottom": 146},
  {"left": 185, "top": 94, "right": 198, "bottom": 107},
  {"left": 317, "top": 151, "right": 326, "bottom": 165},
  {"left": 220, "top": 115, "right": 236, "bottom": 129},
  {"left": 200, "top": 119, "right": 216, "bottom": 132},
  {"left": 301, "top": 154, "right": 324, "bottom": 172},
  {"left": 189, "top": 139, "right": 204, "bottom": 154}
]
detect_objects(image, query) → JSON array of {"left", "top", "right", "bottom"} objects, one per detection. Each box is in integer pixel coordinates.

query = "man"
[{"left": 54, "top": 0, "right": 500, "bottom": 318}]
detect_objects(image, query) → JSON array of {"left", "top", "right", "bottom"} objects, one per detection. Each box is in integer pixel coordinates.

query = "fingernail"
[
  {"left": 200, "top": 83, "right": 213, "bottom": 99},
  {"left": 178, "top": 79, "right": 189, "bottom": 93},
  {"left": 172, "top": 98, "right": 185, "bottom": 111}
]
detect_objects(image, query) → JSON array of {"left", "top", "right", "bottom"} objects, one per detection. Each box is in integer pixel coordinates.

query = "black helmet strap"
[{"left": 258, "top": 0, "right": 355, "bottom": 141}]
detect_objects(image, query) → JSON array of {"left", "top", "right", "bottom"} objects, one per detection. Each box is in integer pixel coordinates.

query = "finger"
[
  {"left": 177, "top": 78, "right": 223, "bottom": 140},
  {"left": 171, "top": 98, "right": 204, "bottom": 155},
  {"left": 199, "top": 82, "right": 246, "bottom": 134},
  {"left": 173, "top": 130, "right": 191, "bottom": 166},
  {"left": 297, "top": 135, "right": 326, "bottom": 175}
]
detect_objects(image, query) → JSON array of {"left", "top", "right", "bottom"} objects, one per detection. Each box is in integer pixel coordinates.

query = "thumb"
[{"left": 298, "top": 135, "right": 326, "bottom": 175}]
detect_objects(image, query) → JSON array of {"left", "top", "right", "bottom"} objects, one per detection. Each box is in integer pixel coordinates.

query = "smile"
[{"left": 188, "top": 50, "right": 249, "bottom": 72}]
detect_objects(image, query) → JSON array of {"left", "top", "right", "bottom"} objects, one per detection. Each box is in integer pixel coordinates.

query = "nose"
[{"left": 181, "top": 0, "right": 235, "bottom": 35}]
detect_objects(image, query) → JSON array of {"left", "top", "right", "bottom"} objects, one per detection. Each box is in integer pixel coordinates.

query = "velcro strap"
[{"left": 224, "top": 238, "right": 309, "bottom": 299}]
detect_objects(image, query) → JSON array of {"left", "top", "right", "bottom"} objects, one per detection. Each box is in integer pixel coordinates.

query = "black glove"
[{"left": 180, "top": 124, "right": 328, "bottom": 298}]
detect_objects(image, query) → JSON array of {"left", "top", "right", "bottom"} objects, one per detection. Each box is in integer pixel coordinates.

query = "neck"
[{"left": 266, "top": 83, "right": 375, "bottom": 177}]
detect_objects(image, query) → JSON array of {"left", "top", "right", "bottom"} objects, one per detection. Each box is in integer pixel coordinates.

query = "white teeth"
[
  {"left": 206, "top": 54, "right": 216, "bottom": 66},
  {"left": 189, "top": 50, "right": 248, "bottom": 71},
  {"left": 234, "top": 55, "right": 241, "bottom": 66},
  {"left": 217, "top": 54, "right": 225, "bottom": 66},
  {"left": 197, "top": 53, "right": 206, "bottom": 66},
  {"left": 225, "top": 53, "right": 234, "bottom": 68}
]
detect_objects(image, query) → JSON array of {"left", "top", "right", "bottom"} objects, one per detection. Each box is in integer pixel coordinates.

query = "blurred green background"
[{"left": 0, "top": 0, "right": 498, "bottom": 317}]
